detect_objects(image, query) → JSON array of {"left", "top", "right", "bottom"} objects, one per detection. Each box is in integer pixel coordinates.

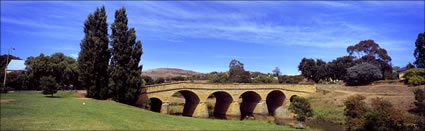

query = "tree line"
[
  {"left": 297, "top": 37, "right": 425, "bottom": 85},
  {"left": 1, "top": 6, "right": 144, "bottom": 105}
]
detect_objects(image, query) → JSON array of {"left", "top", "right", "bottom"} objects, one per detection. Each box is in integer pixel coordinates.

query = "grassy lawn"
[{"left": 0, "top": 91, "right": 299, "bottom": 130}]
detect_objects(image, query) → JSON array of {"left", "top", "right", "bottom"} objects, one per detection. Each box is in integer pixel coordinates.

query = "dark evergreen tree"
[
  {"left": 109, "top": 7, "right": 143, "bottom": 105},
  {"left": 40, "top": 76, "right": 59, "bottom": 97},
  {"left": 414, "top": 33, "right": 425, "bottom": 68},
  {"left": 78, "top": 6, "right": 111, "bottom": 99}
]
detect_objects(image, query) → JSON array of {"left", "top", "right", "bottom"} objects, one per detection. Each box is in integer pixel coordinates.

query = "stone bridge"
[{"left": 135, "top": 83, "right": 316, "bottom": 119}]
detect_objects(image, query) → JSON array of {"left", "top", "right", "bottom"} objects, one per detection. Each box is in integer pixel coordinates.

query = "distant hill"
[{"left": 142, "top": 68, "right": 204, "bottom": 79}]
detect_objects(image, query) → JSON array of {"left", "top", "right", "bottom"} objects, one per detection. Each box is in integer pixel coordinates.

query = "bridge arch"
[
  {"left": 171, "top": 90, "right": 201, "bottom": 117},
  {"left": 239, "top": 91, "right": 262, "bottom": 117},
  {"left": 266, "top": 90, "right": 286, "bottom": 115},
  {"left": 149, "top": 97, "right": 163, "bottom": 113},
  {"left": 208, "top": 91, "right": 234, "bottom": 118}
]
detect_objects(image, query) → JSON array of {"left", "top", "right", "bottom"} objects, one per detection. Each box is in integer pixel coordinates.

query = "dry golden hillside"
[{"left": 142, "top": 68, "right": 203, "bottom": 79}]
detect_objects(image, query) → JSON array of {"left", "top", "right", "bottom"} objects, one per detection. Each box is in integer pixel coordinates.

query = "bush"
[
  {"left": 141, "top": 75, "right": 154, "bottom": 85},
  {"left": 413, "top": 88, "right": 425, "bottom": 116},
  {"left": 253, "top": 75, "right": 277, "bottom": 84},
  {"left": 408, "top": 75, "right": 425, "bottom": 86},
  {"left": 344, "top": 95, "right": 367, "bottom": 131},
  {"left": 40, "top": 76, "right": 59, "bottom": 96},
  {"left": 278, "top": 75, "right": 304, "bottom": 84},
  {"left": 404, "top": 69, "right": 425, "bottom": 86},
  {"left": 171, "top": 76, "right": 186, "bottom": 81},
  {"left": 345, "top": 63, "right": 382, "bottom": 85},
  {"left": 209, "top": 72, "right": 229, "bottom": 83},
  {"left": 366, "top": 97, "right": 408, "bottom": 130},
  {"left": 288, "top": 96, "right": 313, "bottom": 122},
  {"left": 154, "top": 77, "right": 165, "bottom": 84}
]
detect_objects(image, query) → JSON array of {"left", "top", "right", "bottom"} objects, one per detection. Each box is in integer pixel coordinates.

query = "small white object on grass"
[{"left": 83, "top": 102, "right": 86, "bottom": 105}]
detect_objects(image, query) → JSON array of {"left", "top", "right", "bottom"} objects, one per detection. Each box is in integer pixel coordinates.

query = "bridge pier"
[
  {"left": 253, "top": 100, "right": 268, "bottom": 115},
  {"left": 274, "top": 106, "right": 293, "bottom": 119},
  {"left": 192, "top": 102, "right": 209, "bottom": 118},
  {"left": 160, "top": 102, "right": 169, "bottom": 114},
  {"left": 226, "top": 101, "right": 241, "bottom": 116}
]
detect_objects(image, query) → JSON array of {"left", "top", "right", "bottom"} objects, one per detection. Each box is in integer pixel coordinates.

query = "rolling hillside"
[{"left": 142, "top": 68, "right": 204, "bottom": 79}]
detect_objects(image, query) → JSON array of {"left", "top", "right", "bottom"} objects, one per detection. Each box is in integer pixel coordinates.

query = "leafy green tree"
[
  {"left": 288, "top": 96, "right": 313, "bottom": 122},
  {"left": 347, "top": 40, "right": 393, "bottom": 79},
  {"left": 78, "top": 6, "right": 111, "bottom": 99},
  {"left": 228, "top": 59, "right": 251, "bottom": 83},
  {"left": 327, "top": 56, "right": 356, "bottom": 81},
  {"left": 25, "top": 53, "right": 77, "bottom": 90},
  {"left": 40, "top": 76, "right": 59, "bottom": 96},
  {"left": 344, "top": 95, "right": 368, "bottom": 131},
  {"left": 414, "top": 33, "right": 425, "bottom": 68},
  {"left": 109, "top": 7, "right": 143, "bottom": 105},
  {"left": 298, "top": 58, "right": 328, "bottom": 83},
  {"left": 346, "top": 63, "right": 382, "bottom": 85}
]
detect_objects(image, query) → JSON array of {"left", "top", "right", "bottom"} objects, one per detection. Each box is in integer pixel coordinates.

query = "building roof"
[
  {"left": 396, "top": 67, "right": 408, "bottom": 72},
  {"left": 6, "top": 59, "right": 26, "bottom": 71}
]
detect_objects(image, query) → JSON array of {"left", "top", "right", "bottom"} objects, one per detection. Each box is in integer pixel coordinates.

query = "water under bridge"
[{"left": 135, "top": 83, "right": 316, "bottom": 119}]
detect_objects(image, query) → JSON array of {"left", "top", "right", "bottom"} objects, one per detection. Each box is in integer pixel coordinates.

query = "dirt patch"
[
  {"left": 0, "top": 99, "right": 17, "bottom": 103},
  {"left": 75, "top": 91, "right": 90, "bottom": 99}
]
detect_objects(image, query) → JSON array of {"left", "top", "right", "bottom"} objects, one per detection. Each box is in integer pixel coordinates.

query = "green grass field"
[{"left": 0, "top": 91, "right": 299, "bottom": 130}]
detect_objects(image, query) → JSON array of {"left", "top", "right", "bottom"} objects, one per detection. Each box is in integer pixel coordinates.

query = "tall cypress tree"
[
  {"left": 414, "top": 32, "right": 425, "bottom": 68},
  {"left": 78, "top": 6, "right": 111, "bottom": 99},
  {"left": 109, "top": 7, "right": 143, "bottom": 105}
]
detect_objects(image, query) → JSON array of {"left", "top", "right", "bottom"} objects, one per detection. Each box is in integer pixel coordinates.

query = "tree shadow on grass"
[{"left": 45, "top": 96, "right": 63, "bottom": 98}]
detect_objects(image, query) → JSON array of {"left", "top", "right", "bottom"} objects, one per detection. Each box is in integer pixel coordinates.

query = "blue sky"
[{"left": 1, "top": 1, "right": 424, "bottom": 75}]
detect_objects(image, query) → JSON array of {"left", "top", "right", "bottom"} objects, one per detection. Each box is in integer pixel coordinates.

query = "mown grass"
[
  {"left": 1, "top": 91, "right": 299, "bottom": 130},
  {"left": 312, "top": 107, "right": 345, "bottom": 124}
]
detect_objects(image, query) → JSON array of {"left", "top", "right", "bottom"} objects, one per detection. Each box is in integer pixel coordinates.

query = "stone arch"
[
  {"left": 171, "top": 90, "right": 200, "bottom": 117},
  {"left": 149, "top": 97, "right": 162, "bottom": 113},
  {"left": 239, "top": 91, "right": 262, "bottom": 117},
  {"left": 208, "top": 91, "right": 234, "bottom": 118},
  {"left": 266, "top": 90, "right": 286, "bottom": 116}
]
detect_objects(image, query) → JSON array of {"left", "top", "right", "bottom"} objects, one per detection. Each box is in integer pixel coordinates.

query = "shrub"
[
  {"left": 366, "top": 97, "right": 408, "bottom": 130},
  {"left": 404, "top": 68, "right": 425, "bottom": 86},
  {"left": 171, "top": 76, "right": 186, "bottom": 81},
  {"left": 154, "top": 77, "right": 165, "bottom": 84},
  {"left": 209, "top": 72, "right": 229, "bottom": 83},
  {"left": 413, "top": 88, "right": 425, "bottom": 116},
  {"left": 40, "top": 76, "right": 59, "bottom": 96},
  {"left": 288, "top": 96, "right": 313, "bottom": 122},
  {"left": 253, "top": 75, "right": 277, "bottom": 84},
  {"left": 278, "top": 75, "right": 304, "bottom": 84},
  {"left": 344, "top": 95, "right": 367, "bottom": 131},
  {"left": 408, "top": 75, "right": 425, "bottom": 86},
  {"left": 345, "top": 63, "right": 382, "bottom": 85},
  {"left": 141, "top": 75, "right": 154, "bottom": 85}
]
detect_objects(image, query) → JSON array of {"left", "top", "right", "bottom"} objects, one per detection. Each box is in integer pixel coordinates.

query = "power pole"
[{"left": 3, "top": 47, "right": 15, "bottom": 88}]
